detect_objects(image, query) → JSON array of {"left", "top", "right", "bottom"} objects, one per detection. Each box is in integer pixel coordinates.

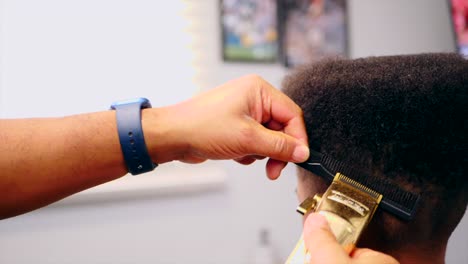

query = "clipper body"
[{"left": 286, "top": 173, "right": 382, "bottom": 263}]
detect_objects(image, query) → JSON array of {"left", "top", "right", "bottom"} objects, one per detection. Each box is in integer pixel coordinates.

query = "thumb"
[
  {"left": 304, "top": 213, "right": 400, "bottom": 264},
  {"left": 303, "top": 213, "right": 350, "bottom": 263},
  {"left": 249, "top": 122, "right": 309, "bottom": 163}
]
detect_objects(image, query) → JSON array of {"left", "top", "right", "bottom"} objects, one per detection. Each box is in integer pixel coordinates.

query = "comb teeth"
[{"left": 297, "top": 150, "right": 421, "bottom": 221}]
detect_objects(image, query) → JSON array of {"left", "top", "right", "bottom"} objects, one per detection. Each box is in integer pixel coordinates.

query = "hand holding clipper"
[
  {"left": 302, "top": 213, "right": 399, "bottom": 264},
  {"left": 299, "top": 172, "right": 382, "bottom": 252},
  {"left": 286, "top": 172, "right": 384, "bottom": 263}
]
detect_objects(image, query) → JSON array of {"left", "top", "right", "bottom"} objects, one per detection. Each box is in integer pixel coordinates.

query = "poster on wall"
[
  {"left": 451, "top": 0, "right": 468, "bottom": 56},
  {"left": 278, "top": 0, "right": 348, "bottom": 68},
  {"left": 220, "top": 0, "right": 278, "bottom": 62}
]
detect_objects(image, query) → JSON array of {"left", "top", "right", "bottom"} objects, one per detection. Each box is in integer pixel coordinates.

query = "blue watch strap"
[{"left": 111, "top": 98, "right": 157, "bottom": 175}]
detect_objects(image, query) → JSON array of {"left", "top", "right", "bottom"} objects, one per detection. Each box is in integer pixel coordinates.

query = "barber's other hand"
[
  {"left": 303, "top": 213, "right": 399, "bottom": 264},
  {"left": 144, "top": 75, "right": 309, "bottom": 179}
]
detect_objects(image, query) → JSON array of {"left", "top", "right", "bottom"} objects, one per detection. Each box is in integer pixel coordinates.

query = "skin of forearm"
[{"left": 0, "top": 111, "right": 128, "bottom": 219}]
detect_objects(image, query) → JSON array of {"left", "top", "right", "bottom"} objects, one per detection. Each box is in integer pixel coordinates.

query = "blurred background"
[{"left": 0, "top": 0, "right": 466, "bottom": 263}]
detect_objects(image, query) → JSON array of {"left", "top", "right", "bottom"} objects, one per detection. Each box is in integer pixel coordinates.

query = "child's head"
[{"left": 282, "top": 53, "right": 467, "bottom": 258}]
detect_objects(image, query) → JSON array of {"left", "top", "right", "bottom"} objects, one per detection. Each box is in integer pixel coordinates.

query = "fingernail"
[{"left": 292, "top": 145, "right": 310, "bottom": 162}]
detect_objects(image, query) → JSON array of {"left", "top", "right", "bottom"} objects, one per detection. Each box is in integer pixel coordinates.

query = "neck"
[{"left": 390, "top": 244, "right": 446, "bottom": 264}]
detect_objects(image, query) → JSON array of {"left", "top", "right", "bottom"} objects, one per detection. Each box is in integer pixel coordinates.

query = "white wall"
[{"left": 0, "top": 0, "right": 466, "bottom": 263}]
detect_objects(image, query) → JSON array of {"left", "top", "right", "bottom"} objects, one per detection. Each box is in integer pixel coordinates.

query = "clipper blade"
[{"left": 297, "top": 149, "right": 420, "bottom": 220}]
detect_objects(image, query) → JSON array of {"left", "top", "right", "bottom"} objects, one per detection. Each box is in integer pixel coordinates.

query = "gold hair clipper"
[{"left": 286, "top": 173, "right": 382, "bottom": 263}]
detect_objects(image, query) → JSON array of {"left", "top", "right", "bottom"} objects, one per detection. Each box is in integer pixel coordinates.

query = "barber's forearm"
[
  {"left": 0, "top": 111, "right": 130, "bottom": 219},
  {"left": 0, "top": 75, "right": 310, "bottom": 219}
]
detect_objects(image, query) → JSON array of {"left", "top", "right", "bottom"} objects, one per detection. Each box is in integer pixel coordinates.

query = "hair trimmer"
[{"left": 286, "top": 150, "right": 421, "bottom": 263}]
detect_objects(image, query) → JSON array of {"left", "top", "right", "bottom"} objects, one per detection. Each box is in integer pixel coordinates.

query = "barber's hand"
[
  {"left": 146, "top": 75, "right": 309, "bottom": 179},
  {"left": 303, "top": 213, "right": 399, "bottom": 264}
]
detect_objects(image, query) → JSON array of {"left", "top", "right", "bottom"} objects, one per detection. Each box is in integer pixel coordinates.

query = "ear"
[{"left": 296, "top": 166, "right": 329, "bottom": 201}]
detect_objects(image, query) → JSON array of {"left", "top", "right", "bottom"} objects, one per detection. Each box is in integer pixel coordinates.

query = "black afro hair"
[{"left": 283, "top": 53, "right": 467, "bottom": 197}]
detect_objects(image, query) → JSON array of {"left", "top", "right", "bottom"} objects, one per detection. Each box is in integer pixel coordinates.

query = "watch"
[{"left": 110, "top": 98, "right": 157, "bottom": 175}]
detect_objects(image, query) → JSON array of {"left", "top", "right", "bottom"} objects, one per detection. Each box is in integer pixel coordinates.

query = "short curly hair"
[{"left": 282, "top": 53, "right": 467, "bottom": 255}]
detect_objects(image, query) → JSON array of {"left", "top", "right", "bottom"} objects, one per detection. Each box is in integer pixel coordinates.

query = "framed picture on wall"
[
  {"left": 449, "top": 0, "right": 468, "bottom": 56},
  {"left": 278, "top": 0, "right": 348, "bottom": 68},
  {"left": 220, "top": 0, "right": 279, "bottom": 62}
]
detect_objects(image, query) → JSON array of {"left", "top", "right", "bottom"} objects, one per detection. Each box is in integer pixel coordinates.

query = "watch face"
[{"left": 111, "top": 97, "right": 151, "bottom": 109}]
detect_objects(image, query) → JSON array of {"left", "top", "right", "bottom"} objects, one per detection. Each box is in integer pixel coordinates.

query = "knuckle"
[
  {"left": 272, "top": 135, "right": 290, "bottom": 155},
  {"left": 297, "top": 106, "right": 304, "bottom": 116},
  {"left": 244, "top": 74, "right": 263, "bottom": 83},
  {"left": 244, "top": 74, "right": 265, "bottom": 91}
]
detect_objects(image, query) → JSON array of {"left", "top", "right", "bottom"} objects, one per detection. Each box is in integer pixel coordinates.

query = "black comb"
[{"left": 297, "top": 149, "right": 421, "bottom": 221}]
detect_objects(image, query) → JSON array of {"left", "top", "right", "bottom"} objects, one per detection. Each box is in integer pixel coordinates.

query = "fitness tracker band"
[{"left": 111, "top": 98, "right": 157, "bottom": 175}]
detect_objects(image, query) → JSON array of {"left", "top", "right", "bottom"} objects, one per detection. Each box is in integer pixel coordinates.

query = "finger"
[
  {"left": 264, "top": 119, "right": 284, "bottom": 131},
  {"left": 265, "top": 158, "right": 287, "bottom": 180},
  {"left": 234, "top": 155, "right": 266, "bottom": 165},
  {"left": 234, "top": 156, "right": 256, "bottom": 165},
  {"left": 303, "top": 213, "right": 350, "bottom": 263},
  {"left": 259, "top": 81, "right": 309, "bottom": 145},
  {"left": 251, "top": 155, "right": 266, "bottom": 160},
  {"left": 284, "top": 115, "right": 308, "bottom": 146},
  {"left": 248, "top": 121, "right": 309, "bottom": 163},
  {"left": 351, "top": 248, "right": 399, "bottom": 264}
]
